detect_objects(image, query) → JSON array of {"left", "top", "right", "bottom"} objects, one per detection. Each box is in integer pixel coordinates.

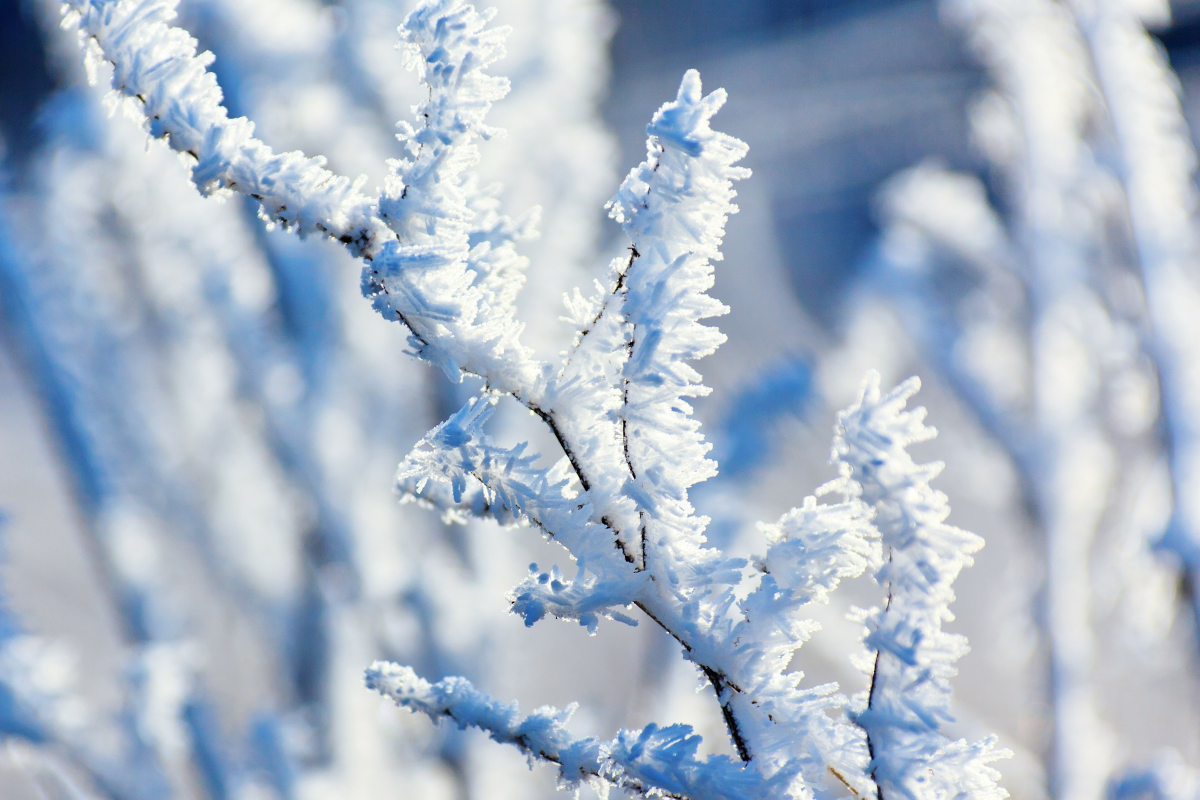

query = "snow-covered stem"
[
  {"left": 362, "top": 0, "right": 543, "bottom": 388},
  {"left": 365, "top": 662, "right": 767, "bottom": 800},
  {"left": 835, "top": 374, "right": 1007, "bottom": 800},
  {"left": 63, "top": 0, "right": 545, "bottom": 396},
  {"left": 61, "top": 0, "right": 389, "bottom": 254}
]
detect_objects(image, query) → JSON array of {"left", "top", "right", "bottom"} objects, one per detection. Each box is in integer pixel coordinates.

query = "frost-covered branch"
[
  {"left": 62, "top": 0, "right": 389, "bottom": 254},
  {"left": 365, "top": 662, "right": 769, "bottom": 800},
  {"left": 61, "top": 1, "right": 1006, "bottom": 797},
  {"left": 376, "top": 63, "right": 892, "bottom": 796},
  {"left": 64, "top": 0, "right": 544, "bottom": 396},
  {"left": 395, "top": 394, "right": 642, "bottom": 630},
  {"left": 363, "top": 0, "right": 541, "bottom": 387},
  {"left": 605, "top": 69, "right": 743, "bottom": 575},
  {"left": 836, "top": 374, "right": 1007, "bottom": 800}
]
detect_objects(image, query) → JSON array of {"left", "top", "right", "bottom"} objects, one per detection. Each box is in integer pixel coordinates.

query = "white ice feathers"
[
  {"left": 366, "top": 662, "right": 767, "bottom": 800},
  {"left": 62, "top": 0, "right": 389, "bottom": 253},
  {"left": 64, "top": 0, "right": 1005, "bottom": 797},
  {"left": 837, "top": 374, "right": 1008, "bottom": 800},
  {"left": 365, "top": 0, "right": 541, "bottom": 389}
]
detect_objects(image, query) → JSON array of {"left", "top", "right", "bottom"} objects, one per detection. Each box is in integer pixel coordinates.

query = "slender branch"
[
  {"left": 563, "top": 245, "right": 637, "bottom": 369},
  {"left": 518, "top": 400, "right": 637, "bottom": 566},
  {"left": 444, "top": 464, "right": 752, "bottom": 764},
  {"left": 633, "top": 601, "right": 752, "bottom": 764},
  {"left": 366, "top": 664, "right": 757, "bottom": 800},
  {"left": 521, "top": 401, "right": 591, "bottom": 491},
  {"left": 443, "top": 448, "right": 753, "bottom": 765},
  {"left": 701, "top": 666, "right": 752, "bottom": 763},
  {"left": 863, "top": 583, "right": 894, "bottom": 800}
]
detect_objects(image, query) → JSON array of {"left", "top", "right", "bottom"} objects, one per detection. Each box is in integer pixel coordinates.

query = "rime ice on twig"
[
  {"left": 65, "top": 0, "right": 543, "bottom": 395},
  {"left": 836, "top": 374, "right": 1008, "bottom": 800},
  {"left": 395, "top": 395, "right": 642, "bottom": 630},
  {"left": 61, "top": 0, "right": 389, "bottom": 254},
  {"left": 364, "top": 0, "right": 542, "bottom": 389},
  {"left": 365, "top": 662, "right": 769, "bottom": 800},
  {"left": 62, "top": 1, "right": 1006, "bottom": 797}
]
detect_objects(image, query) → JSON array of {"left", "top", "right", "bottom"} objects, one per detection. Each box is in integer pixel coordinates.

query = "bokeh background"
[{"left": 1, "top": 1, "right": 1199, "bottom": 799}]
